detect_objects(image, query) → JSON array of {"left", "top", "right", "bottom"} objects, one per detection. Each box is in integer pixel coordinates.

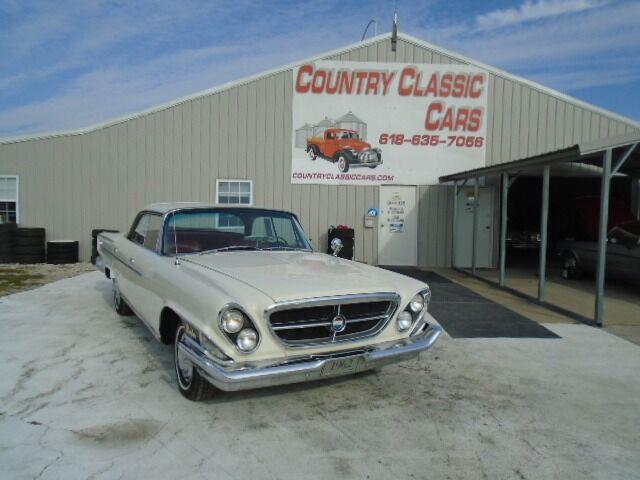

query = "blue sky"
[{"left": 0, "top": 0, "right": 638, "bottom": 138}]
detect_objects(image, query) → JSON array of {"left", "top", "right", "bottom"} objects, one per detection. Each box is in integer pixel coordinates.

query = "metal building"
[
  {"left": 311, "top": 116, "right": 335, "bottom": 137},
  {"left": 294, "top": 123, "right": 314, "bottom": 149},
  {"left": 335, "top": 111, "right": 367, "bottom": 141},
  {"left": 0, "top": 32, "right": 638, "bottom": 266}
]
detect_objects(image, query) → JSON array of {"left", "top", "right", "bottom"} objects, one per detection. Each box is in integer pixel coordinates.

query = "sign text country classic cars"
[{"left": 291, "top": 61, "right": 488, "bottom": 185}]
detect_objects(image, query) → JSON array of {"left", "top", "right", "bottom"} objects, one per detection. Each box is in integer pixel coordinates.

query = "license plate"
[{"left": 320, "top": 356, "right": 365, "bottom": 377}]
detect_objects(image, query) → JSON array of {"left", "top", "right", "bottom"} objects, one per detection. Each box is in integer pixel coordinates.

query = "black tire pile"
[
  {"left": 15, "top": 227, "right": 46, "bottom": 264},
  {"left": 91, "top": 229, "right": 118, "bottom": 264},
  {"left": 46, "top": 241, "right": 79, "bottom": 264},
  {"left": 0, "top": 223, "right": 17, "bottom": 263}
]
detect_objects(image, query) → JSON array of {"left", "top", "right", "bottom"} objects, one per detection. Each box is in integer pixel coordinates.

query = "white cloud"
[
  {"left": 0, "top": 33, "right": 335, "bottom": 135},
  {"left": 0, "top": 0, "right": 638, "bottom": 136},
  {"left": 475, "top": 0, "right": 608, "bottom": 31},
  {"left": 409, "top": 0, "right": 640, "bottom": 90}
]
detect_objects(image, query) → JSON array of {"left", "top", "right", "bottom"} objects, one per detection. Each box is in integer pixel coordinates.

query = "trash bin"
[{"left": 327, "top": 225, "right": 354, "bottom": 260}]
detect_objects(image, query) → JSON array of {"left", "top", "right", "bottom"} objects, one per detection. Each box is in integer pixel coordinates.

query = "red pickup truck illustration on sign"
[{"left": 306, "top": 128, "right": 383, "bottom": 173}]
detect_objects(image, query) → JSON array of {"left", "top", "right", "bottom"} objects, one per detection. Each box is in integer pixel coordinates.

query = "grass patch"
[{"left": 0, "top": 267, "right": 45, "bottom": 296}]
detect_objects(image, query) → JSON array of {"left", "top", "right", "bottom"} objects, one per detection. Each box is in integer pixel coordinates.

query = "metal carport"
[{"left": 440, "top": 132, "right": 640, "bottom": 326}]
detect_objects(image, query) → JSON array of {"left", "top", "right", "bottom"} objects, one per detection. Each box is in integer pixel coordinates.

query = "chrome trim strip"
[
  {"left": 342, "top": 314, "right": 388, "bottom": 324},
  {"left": 267, "top": 292, "right": 397, "bottom": 311},
  {"left": 271, "top": 320, "right": 332, "bottom": 331},
  {"left": 178, "top": 324, "right": 442, "bottom": 392},
  {"left": 265, "top": 292, "right": 400, "bottom": 348},
  {"left": 271, "top": 313, "right": 388, "bottom": 331},
  {"left": 102, "top": 244, "right": 143, "bottom": 276}
]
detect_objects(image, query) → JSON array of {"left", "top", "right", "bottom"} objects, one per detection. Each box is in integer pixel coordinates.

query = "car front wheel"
[
  {"left": 561, "top": 252, "right": 581, "bottom": 279},
  {"left": 337, "top": 154, "right": 350, "bottom": 173},
  {"left": 307, "top": 146, "right": 317, "bottom": 160},
  {"left": 174, "top": 324, "right": 214, "bottom": 401}
]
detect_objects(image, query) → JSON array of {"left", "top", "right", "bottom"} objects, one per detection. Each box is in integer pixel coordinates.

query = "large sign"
[{"left": 291, "top": 61, "right": 488, "bottom": 185}]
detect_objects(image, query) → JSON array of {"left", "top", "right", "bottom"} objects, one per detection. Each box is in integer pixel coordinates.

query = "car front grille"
[{"left": 267, "top": 293, "right": 399, "bottom": 347}]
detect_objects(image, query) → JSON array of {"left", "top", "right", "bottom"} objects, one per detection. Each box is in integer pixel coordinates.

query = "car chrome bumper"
[
  {"left": 350, "top": 160, "right": 383, "bottom": 168},
  {"left": 177, "top": 324, "right": 442, "bottom": 392}
]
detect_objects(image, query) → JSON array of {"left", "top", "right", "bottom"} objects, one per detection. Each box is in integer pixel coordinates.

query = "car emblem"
[{"left": 330, "top": 314, "right": 347, "bottom": 333}]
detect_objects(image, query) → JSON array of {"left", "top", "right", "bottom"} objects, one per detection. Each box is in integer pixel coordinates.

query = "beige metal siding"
[{"left": 0, "top": 36, "right": 638, "bottom": 266}]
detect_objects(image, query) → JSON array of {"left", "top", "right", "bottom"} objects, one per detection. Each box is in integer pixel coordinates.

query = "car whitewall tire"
[
  {"left": 338, "top": 154, "right": 350, "bottom": 173},
  {"left": 174, "top": 324, "right": 214, "bottom": 401}
]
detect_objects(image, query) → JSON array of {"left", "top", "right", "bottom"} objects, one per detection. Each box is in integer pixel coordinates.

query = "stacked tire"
[
  {"left": 91, "top": 229, "right": 118, "bottom": 264},
  {"left": 46, "top": 241, "right": 79, "bottom": 264},
  {"left": 14, "top": 228, "right": 45, "bottom": 264},
  {"left": 0, "top": 223, "right": 17, "bottom": 263}
]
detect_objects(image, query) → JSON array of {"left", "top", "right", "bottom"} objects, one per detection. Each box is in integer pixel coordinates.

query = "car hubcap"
[
  {"left": 339, "top": 157, "right": 345, "bottom": 170},
  {"left": 564, "top": 256, "right": 576, "bottom": 269},
  {"left": 175, "top": 327, "right": 193, "bottom": 389},
  {"left": 308, "top": 149, "right": 315, "bottom": 160}
]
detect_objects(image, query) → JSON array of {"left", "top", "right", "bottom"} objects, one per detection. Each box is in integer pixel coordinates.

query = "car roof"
[
  {"left": 143, "top": 202, "right": 295, "bottom": 216},
  {"left": 327, "top": 128, "right": 357, "bottom": 133}
]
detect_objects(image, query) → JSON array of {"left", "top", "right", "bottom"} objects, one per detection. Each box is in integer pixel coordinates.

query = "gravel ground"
[
  {"left": 0, "top": 272, "right": 639, "bottom": 479},
  {"left": 0, "top": 263, "right": 95, "bottom": 297}
]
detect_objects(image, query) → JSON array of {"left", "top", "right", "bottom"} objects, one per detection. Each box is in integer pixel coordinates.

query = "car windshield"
[{"left": 163, "top": 208, "right": 312, "bottom": 255}]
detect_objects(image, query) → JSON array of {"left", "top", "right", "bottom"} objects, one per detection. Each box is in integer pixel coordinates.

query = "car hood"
[
  {"left": 341, "top": 140, "right": 372, "bottom": 151},
  {"left": 181, "top": 251, "right": 415, "bottom": 303}
]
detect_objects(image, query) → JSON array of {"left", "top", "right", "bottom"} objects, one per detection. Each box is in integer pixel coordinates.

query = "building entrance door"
[{"left": 378, "top": 185, "right": 418, "bottom": 266}]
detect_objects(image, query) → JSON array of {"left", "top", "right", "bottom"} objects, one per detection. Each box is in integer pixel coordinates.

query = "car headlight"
[
  {"left": 218, "top": 304, "right": 260, "bottom": 353},
  {"left": 221, "top": 309, "right": 244, "bottom": 333},
  {"left": 409, "top": 294, "right": 424, "bottom": 313},
  {"left": 397, "top": 311, "right": 413, "bottom": 331},
  {"left": 236, "top": 328, "right": 258, "bottom": 352},
  {"left": 397, "top": 289, "right": 430, "bottom": 332}
]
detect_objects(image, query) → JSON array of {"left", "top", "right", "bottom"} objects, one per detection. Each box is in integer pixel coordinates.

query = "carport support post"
[
  {"left": 595, "top": 148, "right": 612, "bottom": 326},
  {"left": 538, "top": 166, "right": 550, "bottom": 301},
  {"left": 452, "top": 181, "right": 459, "bottom": 268},
  {"left": 499, "top": 173, "right": 509, "bottom": 287},
  {"left": 472, "top": 178, "right": 479, "bottom": 275}
]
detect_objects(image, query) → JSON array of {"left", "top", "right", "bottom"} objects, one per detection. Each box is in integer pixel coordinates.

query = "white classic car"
[{"left": 97, "top": 203, "right": 441, "bottom": 400}]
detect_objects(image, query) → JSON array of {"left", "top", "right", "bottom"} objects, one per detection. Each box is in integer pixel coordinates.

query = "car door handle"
[{"left": 129, "top": 258, "right": 136, "bottom": 264}]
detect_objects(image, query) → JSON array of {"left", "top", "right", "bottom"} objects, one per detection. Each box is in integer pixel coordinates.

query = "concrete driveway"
[{"left": 1, "top": 272, "right": 639, "bottom": 479}]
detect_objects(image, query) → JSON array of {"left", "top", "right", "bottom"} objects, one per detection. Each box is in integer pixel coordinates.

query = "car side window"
[
  {"left": 130, "top": 215, "right": 149, "bottom": 245},
  {"left": 143, "top": 215, "right": 164, "bottom": 250},
  {"left": 130, "top": 213, "right": 163, "bottom": 251}
]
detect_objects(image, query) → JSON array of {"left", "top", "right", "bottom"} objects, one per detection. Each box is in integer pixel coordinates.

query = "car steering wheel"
[{"left": 245, "top": 235, "right": 288, "bottom": 247}]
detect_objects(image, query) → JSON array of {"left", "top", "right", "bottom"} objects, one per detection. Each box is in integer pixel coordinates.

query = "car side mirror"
[{"left": 330, "top": 237, "right": 343, "bottom": 257}]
